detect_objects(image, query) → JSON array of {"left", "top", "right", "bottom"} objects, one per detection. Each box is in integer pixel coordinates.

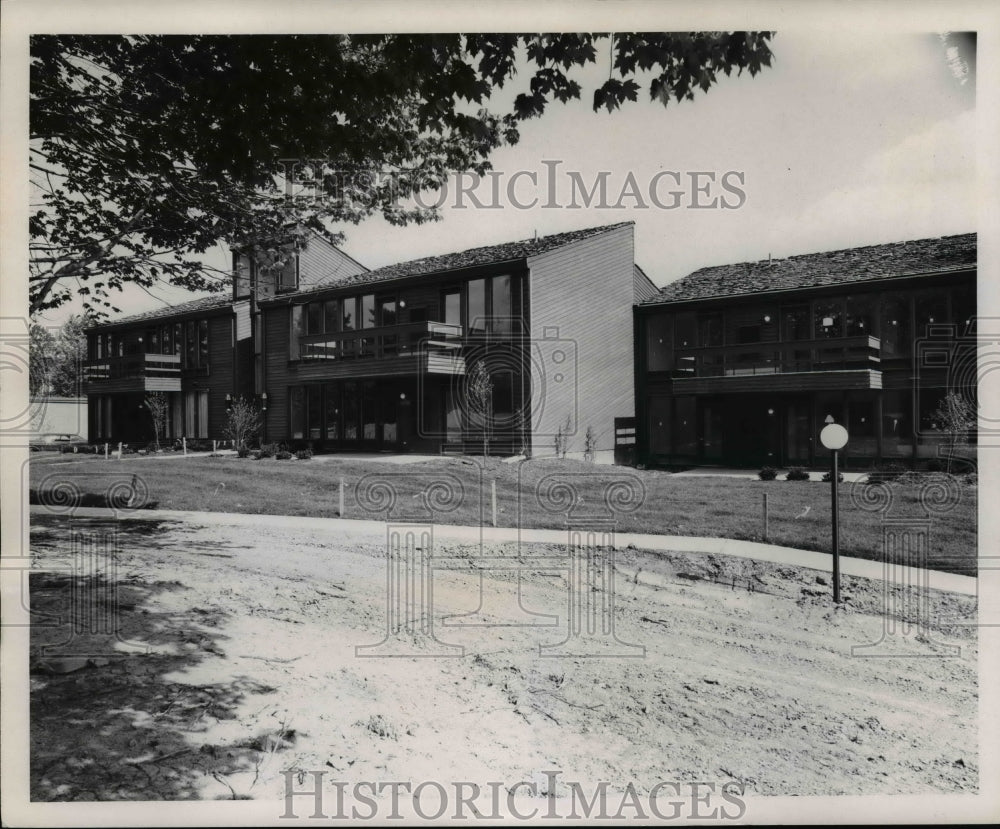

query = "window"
[
  {"left": 882, "top": 389, "right": 912, "bottom": 456},
  {"left": 648, "top": 396, "right": 671, "bottom": 453},
  {"left": 379, "top": 298, "right": 397, "bottom": 356},
  {"left": 952, "top": 283, "right": 976, "bottom": 336},
  {"left": 880, "top": 295, "right": 911, "bottom": 357},
  {"left": 443, "top": 290, "right": 461, "bottom": 327},
  {"left": 306, "top": 302, "right": 322, "bottom": 335},
  {"left": 324, "top": 300, "right": 339, "bottom": 334},
  {"left": 289, "top": 306, "right": 305, "bottom": 360},
  {"left": 198, "top": 319, "right": 209, "bottom": 367},
  {"left": 646, "top": 315, "right": 672, "bottom": 372},
  {"left": 324, "top": 383, "right": 340, "bottom": 440},
  {"left": 409, "top": 306, "right": 428, "bottom": 323},
  {"left": 492, "top": 368, "right": 515, "bottom": 428},
  {"left": 278, "top": 256, "right": 297, "bottom": 291},
  {"left": 848, "top": 397, "right": 875, "bottom": 437},
  {"left": 343, "top": 381, "right": 359, "bottom": 439},
  {"left": 915, "top": 290, "right": 948, "bottom": 337},
  {"left": 674, "top": 397, "right": 697, "bottom": 455},
  {"left": 174, "top": 323, "right": 183, "bottom": 358},
  {"left": 342, "top": 298, "right": 355, "bottom": 330},
  {"left": 673, "top": 313, "right": 696, "bottom": 349},
  {"left": 290, "top": 386, "right": 305, "bottom": 440},
  {"left": 145, "top": 328, "right": 159, "bottom": 354},
  {"left": 846, "top": 295, "right": 875, "bottom": 337},
  {"left": 235, "top": 253, "right": 252, "bottom": 299},
  {"left": 362, "top": 381, "right": 377, "bottom": 440},
  {"left": 467, "top": 279, "right": 486, "bottom": 334},
  {"left": 814, "top": 299, "right": 842, "bottom": 339},
  {"left": 186, "top": 321, "right": 196, "bottom": 368},
  {"left": 160, "top": 325, "right": 172, "bottom": 355},
  {"left": 736, "top": 325, "right": 761, "bottom": 344},
  {"left": 491, "top": 274, "right": 512, "bottom": 335},
  {"left": 781, "top": 305, "right": 810, "bottom": 341},
  {"left": 360, "top": 294, "right": 376, "bottom": 329},
  {"left": 307, "top": 386, "right": 322, "bottom": 440},
  {"left": 698, "top": 313, "right": 723, "bottom": 347}
]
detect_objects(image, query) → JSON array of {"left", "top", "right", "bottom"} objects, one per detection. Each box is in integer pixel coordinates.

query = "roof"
[
  {"left": 89, "top": 293, "right": 234, "bottom": 331},
  {"left": 272, "top": 221, "right": 635, "bottom": 299},
  {"left": 642, "top": 233, "right": 977, "bottom": 306}
]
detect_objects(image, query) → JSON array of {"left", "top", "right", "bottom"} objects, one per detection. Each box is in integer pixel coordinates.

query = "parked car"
[{"left": 30, "top": 433, "right": 89, "bottom": 453}]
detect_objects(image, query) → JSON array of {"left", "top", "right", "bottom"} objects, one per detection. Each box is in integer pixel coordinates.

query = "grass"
[{"left": 29, "top": 452, "right": 978, "bottom": 575}]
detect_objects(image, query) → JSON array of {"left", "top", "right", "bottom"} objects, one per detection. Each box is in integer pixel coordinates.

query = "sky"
[{"left": 36, "top": 29, "right": 977, "bottom": 326}]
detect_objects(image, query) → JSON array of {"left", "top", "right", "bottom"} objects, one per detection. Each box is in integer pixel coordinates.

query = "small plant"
[
  {"left": 758, "top": 467, "right": 777, "bottom": 481},
  {"left": 144, "top": 391, "right": 169, "bottom": 451},
  {"left": 275, "top": 450, "right": 293, "bottom": 460},
  {"left": 925, "top": 457, "right": 945, "bottom": 473},
  {"left": 250, "top": 450, "right": 262, "bottom": 460},
  {"left": 223, "top": 395, "right": 263, "bottom": 456},
  {"left": 237, "top": 446, "right": 250, "bottom": 458},
  {"left": 785, "top": 467, "right": 810, "bottom": 481},
  {"left": 259, "top": 443, "right": 276, "bottom": 458},
  {"left": 583, "top": 425, "right": 598, "bottom": 462},
  {"left": 295, "top": 448, "right": 313, "bottom": 460},
  {"left": 554, "top": 414, "right": 572, "bottom": 458},
  {"left": 821, "top": 470, "right": 844, "bottom": 483}
]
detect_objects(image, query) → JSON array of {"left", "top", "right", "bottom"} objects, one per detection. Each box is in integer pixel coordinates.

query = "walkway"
[{"left": 31, "top": 506, "right": 977, "bottom": 597}]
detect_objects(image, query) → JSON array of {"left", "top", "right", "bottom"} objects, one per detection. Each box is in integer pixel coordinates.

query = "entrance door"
[{"left": 783, "top": 398, "right": 812, "bottom": 466}]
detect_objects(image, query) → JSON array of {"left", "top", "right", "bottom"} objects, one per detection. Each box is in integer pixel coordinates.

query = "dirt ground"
[{"left": 27, "top": 512, "right": 978, "bottom": 805}]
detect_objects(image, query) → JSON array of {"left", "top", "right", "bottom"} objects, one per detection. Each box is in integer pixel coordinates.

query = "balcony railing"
[
  {"left": 84, "top": 352, "right": 183, "bottom": 382},
  {"left": 671, "top": 335, "right": 880, "bottom": 379},
  {"left": 297, "top": 321, "right": 463, "bottom": 362}
]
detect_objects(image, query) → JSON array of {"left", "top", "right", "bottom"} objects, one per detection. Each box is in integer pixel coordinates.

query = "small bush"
[
  {"left": 295, "top": 449, "right": 313, "bottom": 460},
  {"left": 821, "top": 471, "right": 844, "bottom": 483},
  {"left": 275, "top": 450, "right": 293, "bottom": 460},
  {"left": 962, "top": 472, "right": 978, "bottom": 486},
  {"left": 237, "top": 446, "right": 250, "bottom": 458},
  {"left": 758, "top": 467, "right": 778, "bottom": 481},
  {"left": 925, "top": 457, "right": 945, "bottom": 472},
  {"left": 250, "top": 450, "right": 262, "bottom": 460},
  {"left": 259, "top": 443, "right": 276, "bottom": 459},
  {"left": 785, "top": 467, "right": 810, "bottom": 481}
]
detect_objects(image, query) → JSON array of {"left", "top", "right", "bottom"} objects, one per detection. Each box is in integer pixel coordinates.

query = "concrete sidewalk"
[{"left": 29, "top": 506, "right": 978, "bottom": 597}]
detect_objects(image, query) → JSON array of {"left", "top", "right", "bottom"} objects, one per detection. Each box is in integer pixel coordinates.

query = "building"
[
  {"left": 84, "top": 231, "right": 367, "bottom": 444},
  {"left": 634, "top": 233, "right": 977, "bottom": 470},
  {"left": 85, "top": 221, "right": 652, "bottom": 460},
  {"left": 259, "top": 221, "right": 652, "bottom": 459}
]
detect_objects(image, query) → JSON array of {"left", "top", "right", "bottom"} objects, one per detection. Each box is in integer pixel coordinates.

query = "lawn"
[{"left": 28, "top": 453, "right": 978, "bottom": 574}]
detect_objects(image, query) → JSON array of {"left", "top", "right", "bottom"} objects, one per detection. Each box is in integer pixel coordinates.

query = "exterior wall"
[
  {"left": 633, "top": 264, "right": 659, "bottom": 303},
  {"left": 527, "top": 224, "right": 636, "bottom": 458},
  {"left": 635, "top": 271, "right": 977, "bottom": 469},
  {"left": 30, "top": 397, "right": 88, "bottom": 439},
  {"left": 298, "top": 234, "right": 368, "bottom": 286}
]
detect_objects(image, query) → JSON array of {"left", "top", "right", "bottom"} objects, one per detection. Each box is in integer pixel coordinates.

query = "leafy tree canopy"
[{"left": 30, "top": 32, "right": 773, "bottom": 316}]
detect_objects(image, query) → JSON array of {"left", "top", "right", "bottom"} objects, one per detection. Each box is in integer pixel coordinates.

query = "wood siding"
[
  {"left": 527, "top": 224, "right": 635, "bottom": 456},
  {"left": 298, "top": 234, "right": 368, "bottom": 287},
  {"left": 633, "top": 264, "right": 659, "bottom": 303}
]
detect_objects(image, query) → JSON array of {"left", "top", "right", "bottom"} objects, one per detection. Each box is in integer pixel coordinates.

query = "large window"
[
  {"left": 673, "top": 313, "right": 696, "bottom": 349},
  {"left": 781, "top": 305, "right": 810, "bottom": 341},
  {"left": 306, "top": 302, "right": 323, "bottom": 335},
  {"left": 646, "top": 315, "right": 672, "bottom": 372},
  {"left": 915, "top": 290, "right": 948, "bottom": 337},
  {"left": 289, "top": 386, "right": 305, "bottom": 440},
  {"left": 814, "top": 299, "right": 843, "bottom": 339},
  {"left": 846, "top": 295, "right": 875, "bottom": 337},
  {"left": 198, "top": 319, "right": 209, "bottom": 367},
  {"left": 698, "top": 312, "right": 723, "bottom": 347},
  {"left": 324, "top": 383, "right": 340, "bottom": 440},
  {"left": 360, "top": 294, "right": 376, "bottom": 329},
  {"left": 185, "top": 321, "right": 196, "bottom": 368},
  {"left": 307, "top": 386, "right": 322, "bottom": 440},
  {"left": 342, "top": 298, "right": 355, "bottom": 330},
  {"left": 467, "top": 279, "right": 486, "bottom": 334},
  {"left": 443, "top": 290, "right": 461, "bottom": 327},
  {"left": 673, "top": 397, "right": 697, "bottom": 456},
  {"left": 491, "top": 275, "right": 512, "bottom": 335},
  {"left": 880, "top": 295, "right": 911, "bottom": 357}
]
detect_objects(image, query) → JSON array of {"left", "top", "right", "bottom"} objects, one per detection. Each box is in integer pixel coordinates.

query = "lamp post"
[{"left": 819, "top": 417, "right": 849, "bottom": 603}]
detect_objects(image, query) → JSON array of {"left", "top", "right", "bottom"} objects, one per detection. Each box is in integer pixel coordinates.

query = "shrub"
[
  {"left": 758, "top": 467, "right": 778, "bottom": 481},
  {"left": 259, "top": 443, "right": 277, "bottom": 458},
  {"left": 250, "top": 450, "right": 262, "bottom": 460},
  {"left": 925, "top": 457, "right": 945, "bottom": 473},
  {"left": 295, "top": 449, "right": 313, "bottom": 460},
  {"left": 275, "top": 450, "right": 293, "bottom": 460},
  {"left": 237, "top": 446, "right": 250, "bottom": 458},
  {"left": 821, "top": 470, "right": 844, "bottom": 483},
  {"left": 785, "top": 467, "right": 810, "bottom": 481}
]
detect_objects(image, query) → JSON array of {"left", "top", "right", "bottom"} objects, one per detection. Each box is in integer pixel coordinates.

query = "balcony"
[
  {"left": 84, "top": 353, "right": 183, "bottom": 393},
  {"left": 671, "top": 335, "right": 881, "bottom": 394},
  {"left": 294, "top": 321, "right": 466, "bottom": 378}
]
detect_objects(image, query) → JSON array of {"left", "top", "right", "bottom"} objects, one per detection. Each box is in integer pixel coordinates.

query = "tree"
[
  {"left": 28, "top": 314, "right": 91, "bottom": 397},
  {"left": 223, "top": 396, "right": 262, "bottom": 454},
  {"left": 144, "top": 391, "right": 169, "bottom": 451},
  {"left": 30, "top": 33, "right": 774, "bottom": 316},
  {"left": 930, "top": 389, "right": 976, "bottom": 473},
  {"left": 466, "top": 360, "right": 494, "bottom": 457}
]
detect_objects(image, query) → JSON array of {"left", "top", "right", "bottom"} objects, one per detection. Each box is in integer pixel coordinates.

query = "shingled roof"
[
  {"left": 275, "top": 221, "right": 635, "bottom": 299},
  {"left": 642, "top": 233, "right": 976, "bottom": 306},
  {"left": 90, "top": 293, "right": 234, "bottom": 331}
]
